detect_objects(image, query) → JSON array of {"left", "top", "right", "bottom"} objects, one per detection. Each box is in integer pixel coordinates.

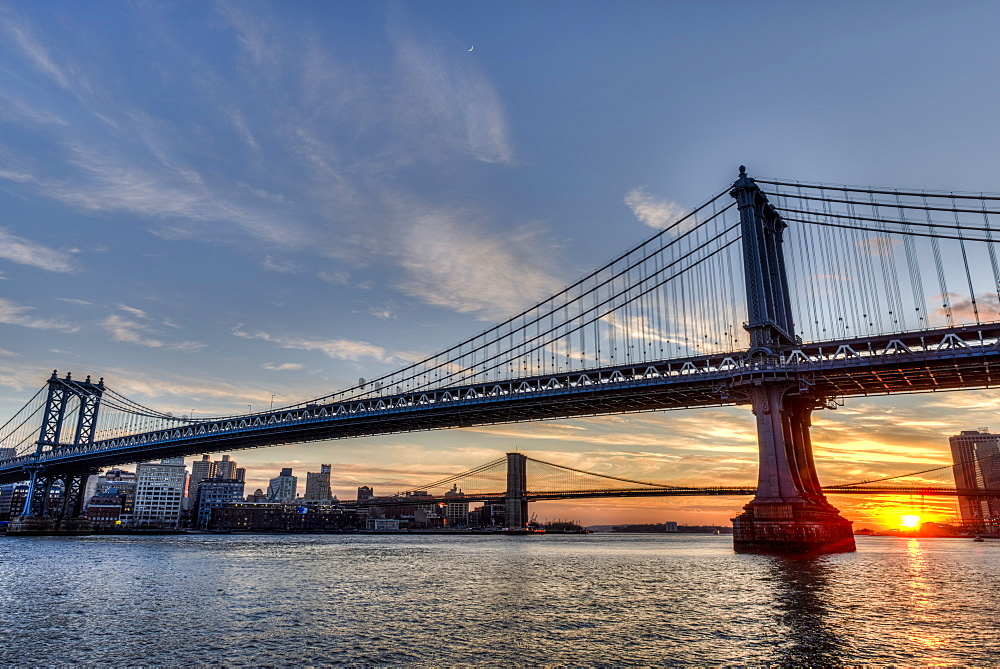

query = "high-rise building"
[
  {"left": 190, "top": 455, "right": 216, "bottom": 493},
  {"left": 304, "top": 464, "right": 332, "bottom": 500},
  {"left": 234, "top": 467, "right": 246, "bottom": 482},
  {"left": 216, "top": 454, "right": 238, "bottom": 480},
  {"left": 949, "top": 429, "right": 1000, "bottom": 525},
  {"left": 0, "top": 447, "right": 16, "bottom": 461},
  {"left": 133, "top": 457, "right": 188, "bottom": 528},
  {"left": 195, "top": 477, "right": 246, "bottom": 528},
  {"left": 268, "top": 468, "right": 297, "bottom": 502},
  {"left": 358, "top": 486, "right": 374, "bottom": 502}
]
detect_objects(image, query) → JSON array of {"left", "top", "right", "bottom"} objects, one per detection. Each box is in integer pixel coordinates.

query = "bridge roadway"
[
  {"left": 2, "top": 322, "right": 999, "bottom": 484},
  {"left": 341, "top": 485, "right": 996, "bottom": 508}
]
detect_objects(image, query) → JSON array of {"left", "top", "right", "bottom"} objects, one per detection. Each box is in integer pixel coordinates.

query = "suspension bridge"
[
  {"left": 343, "top": 452, "right": 997, "bottom": 508},
  {"left": 3, "top": 166, "right": 1000, "bottom": 552}
]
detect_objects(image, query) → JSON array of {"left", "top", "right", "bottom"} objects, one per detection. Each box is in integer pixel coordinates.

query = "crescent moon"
[{"left": 468, "top": 46, "right": 474, "bottom": 52}]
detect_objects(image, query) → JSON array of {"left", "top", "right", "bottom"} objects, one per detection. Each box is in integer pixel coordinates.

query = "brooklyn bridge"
[{"left": 3, "top": 166, "right": 1000, "bottom": 553}]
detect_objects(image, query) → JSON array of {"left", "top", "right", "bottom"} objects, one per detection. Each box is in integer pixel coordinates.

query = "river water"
[{"left": 0, "top": 533, "right": 996, "bottom": 666}]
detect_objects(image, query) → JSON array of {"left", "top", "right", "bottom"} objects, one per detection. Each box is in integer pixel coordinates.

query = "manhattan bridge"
[{"left": 3, "top": 167, "right": 1000, "bottom": 553}]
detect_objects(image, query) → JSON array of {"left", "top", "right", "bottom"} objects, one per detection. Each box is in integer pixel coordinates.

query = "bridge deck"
[{"left": 1, "top": 322, "right": 998, "bottom": 483}]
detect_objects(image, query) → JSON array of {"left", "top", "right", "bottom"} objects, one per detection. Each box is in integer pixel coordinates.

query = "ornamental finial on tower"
[{"left": 731, "top": 165, "right": 755, "bottom": 193}]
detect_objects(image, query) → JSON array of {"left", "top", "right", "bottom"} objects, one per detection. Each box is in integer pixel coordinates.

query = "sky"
[{"left": 2, "top": 0, "right": 1000, "bottom": 529}]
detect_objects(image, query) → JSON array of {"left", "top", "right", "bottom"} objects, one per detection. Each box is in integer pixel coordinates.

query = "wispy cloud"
[
  {"left": 102, "top": 314, "right": 204, "bottom": 352},
  {"left": 317, "top": 270, "right": 350, "bottom": 285},
  {"left": 0, "top": 298, "right": 78, "bottom": 332},
  {"left": 0, "top": 228, "right": 75, "bottom": 272},
  {"left": 933, "top": 291, "right": 1000, "bottom": 325},
  {"left": 261, "top": 256, "right": 300, "bottom": 274},
  {"left": 233, "top": 325, "right": 392, "bottom": 362},
  {"left": 0, "top": 89, "right": 67, "bottom": 126},
  {"left": 228, "top": 107, "right": 259, "bottom": 151},
  {"left": 0, "top": 8, "right": 71, "bottom": 90},
  {"left": 0, "top": 5, "right": 530, "bottom": 326},
  {"left": 263, "top": 362, "right": 305, "bottom": 371},
  {"left": 390, "top": 13, "right": 512, "bottom": 164},
  {"left": 368, "top": 306, "right": 396, "bottom": 321},
  {"left": 214, "top": 0, "right": 281, "bottom": 75},
  {"left": 116, "top": 304, "right": 149, "bottom": 319},
  {"left": 394, "top": 207, "right": 563, "bottom": 320},
  {"left": 856, "top": 235, "right": 901, "bottom": 257},
  {"left": 624, "top": 188, "right": 687, "bottom": 230}
]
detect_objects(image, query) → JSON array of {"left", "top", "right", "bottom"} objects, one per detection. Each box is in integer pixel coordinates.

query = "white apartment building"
[
  {"left": 132, "top": 457, "right": 188, "bottom": 528},
  {"left": 267, "top": 468, "right": 298, "bottom": 503},
  {"left": 444, "top": 484, "right": 469, "bottom": 527}
]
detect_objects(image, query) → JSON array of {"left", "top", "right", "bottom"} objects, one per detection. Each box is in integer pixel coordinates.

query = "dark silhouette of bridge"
[
  {"left": 340, "top": 452, "right": 994, "bottom": 511},
  {"left": 4, "top": 166, "right": 1000, "bottom": 552}
]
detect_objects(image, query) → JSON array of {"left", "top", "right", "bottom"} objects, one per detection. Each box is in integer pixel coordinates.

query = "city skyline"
[{"left": 3, "top": 2, "right": 1000, "bottom": 529}]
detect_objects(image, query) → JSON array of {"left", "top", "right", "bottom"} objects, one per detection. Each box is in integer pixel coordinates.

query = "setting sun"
[{"left": 900, "top": 515, "right": 922, "bottom": 529}]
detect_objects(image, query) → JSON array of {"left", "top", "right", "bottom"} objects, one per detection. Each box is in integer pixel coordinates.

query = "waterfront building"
[
  {"left": 87, "top": 494, "right": 127, "bottom": 526},
  {"left": 469, "top": 499, "right": 506, "bottom": 528},
  {"left": 195, "top": 477, "right": 246, "bottom": 528},
  {"left": 209, "top": 502, "right": 359, "bottom": 531},
  {"left": 304, "top": 464, "right": 333, "bottom": 500},
  {"left": 132, "top": 457, "right": 188, "bottom": 528},
  {"left": 367, "top": 518, "right": 400, "bottom": 531},
  {"left": 0, "top": 483, "right": 29, "bottom": 521},
  {"left": 949, "top": 429, "right": 1000, "bottom": 526},
  {"left": 268, "top": 468, "right": 297, "bottom": 502},
  {"left": 357, "top": 485, "right": 374, "bottom": 502},
  {"left": 413, "top": 506, "right": 445, "bottom": 529},
  {"left": 91, "top": 469, "right": 137, "bottom": 524},
  {"left": 1, "top": 481, "right": 64, "bottom": 518}
]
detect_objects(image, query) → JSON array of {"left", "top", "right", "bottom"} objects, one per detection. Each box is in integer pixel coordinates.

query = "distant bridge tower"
[
  {"left": 505, "top": 452, "right": 528, "bottom": 530},
  {"left": 729, "top": 167, "right": 855, "bottom": 554}
]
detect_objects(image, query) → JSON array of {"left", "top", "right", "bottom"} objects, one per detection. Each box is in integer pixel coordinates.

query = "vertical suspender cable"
[
  {"left": 981, "top": 198, "right": 1000, "bottom": 320},
  {"left": 924, "top": 193, "right": 952, "bottom": 327},
  {"left": 953, "top": 193, "right": 980, "bottom": 324}
]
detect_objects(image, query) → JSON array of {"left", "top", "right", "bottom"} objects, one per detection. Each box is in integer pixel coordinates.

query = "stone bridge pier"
[
  {"left": 731, "top": 374, "right": 855, "bottom": 554},
  {"left": 7, "top": 466, "right": 95, "bottom": 535}
]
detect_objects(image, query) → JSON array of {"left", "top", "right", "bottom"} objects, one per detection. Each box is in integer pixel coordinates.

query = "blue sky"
[{"left": 2, "top": 1, "right": 999, "bottom": 527}]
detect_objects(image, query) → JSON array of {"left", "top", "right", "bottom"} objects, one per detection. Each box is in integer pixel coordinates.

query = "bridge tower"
[
  {"left": 9, "top": 371, "right": 102, "bottom": 535},
  {"left": 729, "top": 168, "right": 855, "bottom": 554},
  {"left": 505, "top": 452, "right": 528, "bottom": 530}
]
